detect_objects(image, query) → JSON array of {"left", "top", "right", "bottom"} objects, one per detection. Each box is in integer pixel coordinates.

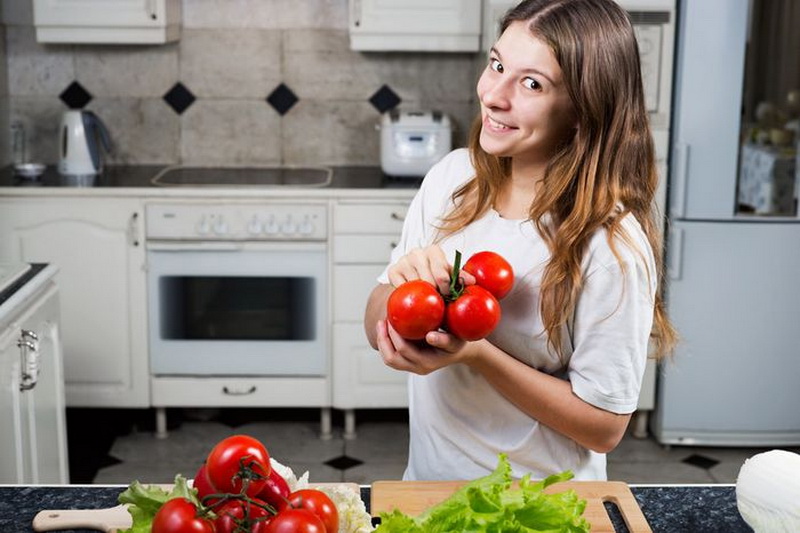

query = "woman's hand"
[
  {"left": 374, "top": 318, "right": 482, "bottom": 375},
  {"left": 387, "top": 245, "right": 475, "bottom": 295}
]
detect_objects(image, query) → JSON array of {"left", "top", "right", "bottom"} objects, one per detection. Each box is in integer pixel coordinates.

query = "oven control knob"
[
  {"left": 264, "top": 217, "right": 280, "bottom": 234},
  {"left": 213, "top": 217, "right": 228, "bottom": 235},
  {"left": 298, "top": 216, "right": 315, "bottom": 235},
  {"left": 247, "top": 216, "right": 262, "bottom": 235},
  {"left": 197, "top": 216, "right": 211, "bottom": 235},
  {"left": 280, "top": 216, "right": 296, "bottom": 235}
]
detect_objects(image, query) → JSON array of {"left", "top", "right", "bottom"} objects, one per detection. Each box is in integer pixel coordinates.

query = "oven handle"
[
  {"left": 147, "top": 241, "right": 244, "bottom": 252},
  {"left": 146, "top": 240, "right": 327, "bottom": 253}
]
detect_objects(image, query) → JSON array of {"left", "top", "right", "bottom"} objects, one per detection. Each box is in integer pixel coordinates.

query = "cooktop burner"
[{"left": 150, "top": 166, "right": 333, "bottom": 187}]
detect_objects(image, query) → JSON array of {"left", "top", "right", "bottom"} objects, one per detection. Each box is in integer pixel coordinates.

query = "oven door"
[{"left": 146, "top": 241, "right": 327, "bottom": 376}]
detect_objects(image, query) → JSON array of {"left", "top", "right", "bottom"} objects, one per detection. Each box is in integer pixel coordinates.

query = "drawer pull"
[
  {"left": 390, "top": 212, "right": 405, "bottom": 221},
  {"left": 390, "top": 241, "right": 398, "bottom": 248},
  {"left": 223, "top": 385, "right": 257, "bottom": 396}
]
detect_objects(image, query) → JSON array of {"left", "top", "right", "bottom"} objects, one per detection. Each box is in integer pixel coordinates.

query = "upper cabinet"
[
  {"left": 349, "top": 0, "right": 481, "bottom": 52},
  {"left": 33, "top": 0, "right": 181, "bottom": 45}
]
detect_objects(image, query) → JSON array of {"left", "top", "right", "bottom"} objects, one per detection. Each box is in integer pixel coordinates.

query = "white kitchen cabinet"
[
  {"left": 0, "top": 198, "right": 149, "bottom": 408},
  {"left": 33, "top": 0, "right": 181, "bottom": 44},
  {"left": 349, "top": 0, "right": 481, "bottom": 52},
  {"left": 332, "top": 200, "right": 410, "bottom": 438},
  {"left": 0, "top": 266, "right": 69, "bottom": 484}
]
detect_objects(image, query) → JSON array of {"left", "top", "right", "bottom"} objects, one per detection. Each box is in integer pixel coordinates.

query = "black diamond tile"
[
  {"left": 324, "top": 455, "right": 364, "bottom": 471},
  {"left": 59, "top": 81, "right": 93, "bottom": 109},
  {"left": 163, "top": 82, "right": 196, "bottom": 115},
  {"left": 682, "top": 454, "right": 720, "bottom": 470},
  {"left": 266, "top": 83, "right": 299, "bottom": 115},
  {"left": 369, "top": 84, "right": 401, "bottom": 113}
]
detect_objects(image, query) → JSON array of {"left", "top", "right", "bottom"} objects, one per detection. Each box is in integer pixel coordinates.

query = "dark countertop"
[
  {"left": 0, "top": 165, "right": 423, "bottom": 191},
  {"left": 0, "top": 484, "right": 753, "bottom": 533},
  {"left": 0, "top": 263, "right": 49, "bottom": 309}
]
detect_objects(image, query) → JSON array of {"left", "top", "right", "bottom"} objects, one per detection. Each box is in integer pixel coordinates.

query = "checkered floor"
[{"left": 66, "top": 407, "right": 797, "bottom": 486}]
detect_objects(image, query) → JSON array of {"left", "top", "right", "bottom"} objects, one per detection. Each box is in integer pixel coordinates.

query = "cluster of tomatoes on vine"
[
  {"left": 387, "top": 250, "right": 514, "bottom": 341},
  {"left": 153, "top": 435, "right": 338, "bottom": 533}
]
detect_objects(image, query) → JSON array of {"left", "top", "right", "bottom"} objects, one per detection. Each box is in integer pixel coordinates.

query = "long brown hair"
[{"left": 439, "top": 0, "right": 677, "bottom": 359}]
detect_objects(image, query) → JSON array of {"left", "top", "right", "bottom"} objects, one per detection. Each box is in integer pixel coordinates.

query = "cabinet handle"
[
  {"left": 390, "top": 212, "right": 405, "bottom": 221},
  {"left": 390, "top": 241, "right": 398, "bottom": 248},
  {"left": 18, "top": 336, "right": 39, "bottom": 391},
  {"left": 128, "top": 212, "right": 140, "bottom": 247},
  {"left": 147, "top": 0, "right": 158, "bottom": 20},
  {"left": 223, "top": 385, "right": 257, "bottom": 396},
  {"left": 351, "top": 0, "right": 362, "bottom": 27},
  {"left": 21, "top": 329, "right": 38, "bottom": 341}
]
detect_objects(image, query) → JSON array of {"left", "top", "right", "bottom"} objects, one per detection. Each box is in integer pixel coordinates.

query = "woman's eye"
[
  {"left": 522, "top": 77, "right": 542, "bottom": 91},
  {"left": 490, "top": 58, "right": 503, "bottom": 73}
]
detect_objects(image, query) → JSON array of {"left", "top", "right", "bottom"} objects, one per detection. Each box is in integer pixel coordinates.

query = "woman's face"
[{"left": 477, "top": 21, "right": 576, "bottom": 173}]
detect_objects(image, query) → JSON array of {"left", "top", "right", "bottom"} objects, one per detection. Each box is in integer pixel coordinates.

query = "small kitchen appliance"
[
  {"left": 58, "top": 110, "right": 112, "bottom": 178},
  {"left": 380, "top": 110, "right": 452, "bottom": 178}
]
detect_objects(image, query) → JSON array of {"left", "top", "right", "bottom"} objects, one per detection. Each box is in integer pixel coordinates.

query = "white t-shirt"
[{"left": 377, "top": 148, "right": 657, "bottom": 481}]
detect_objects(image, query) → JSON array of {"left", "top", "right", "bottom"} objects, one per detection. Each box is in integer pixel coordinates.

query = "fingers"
[{"left": 387, "top": 246, "right": 452, "bottom": 293}]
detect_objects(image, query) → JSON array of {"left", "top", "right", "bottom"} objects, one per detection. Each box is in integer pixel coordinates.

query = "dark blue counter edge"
[{"left": 0, "top": 484, "right": 754, "bottom": 533}]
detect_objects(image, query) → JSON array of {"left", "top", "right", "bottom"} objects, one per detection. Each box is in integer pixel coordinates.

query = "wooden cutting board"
[
  {"left": 32, "top": 482, "right": 360, "bottom": 532},
  {"left": 371, "top": 480, "right": 651, "bottom": 533}
]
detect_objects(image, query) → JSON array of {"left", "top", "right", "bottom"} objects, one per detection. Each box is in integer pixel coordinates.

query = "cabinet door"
[
  {"left": 0, "top": 198, "right": 149, "bottom": 407},
  {"left": 0, "top": 279, "right": 68, "bottom": 483},
  {"left": 332, "top": 323, "right": 408, "bottom": 409}
]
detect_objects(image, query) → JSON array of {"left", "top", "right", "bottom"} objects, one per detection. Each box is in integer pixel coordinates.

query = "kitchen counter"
[
  {"left": 0, "top": 165, "right": 422, "bottom": 199},
  {"left": 0, "top": 484, "right": 753, "bottom": 532}
]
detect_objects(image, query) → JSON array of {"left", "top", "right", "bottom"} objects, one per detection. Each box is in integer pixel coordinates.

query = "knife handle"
[{"left": 32, "top": 505, "right": 131, "bottom": 532}]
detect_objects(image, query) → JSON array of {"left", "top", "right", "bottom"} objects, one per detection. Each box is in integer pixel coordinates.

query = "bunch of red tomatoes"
[
  {"left": 153, "top": 435, "right": 338, "bottom": 533},
  {"left": 386, "top": 250, "right": 514, "bottom": 341}
]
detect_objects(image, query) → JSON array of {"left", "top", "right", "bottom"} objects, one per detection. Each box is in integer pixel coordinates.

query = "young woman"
[{"left": 364, "top": 0, "right": 677, "bottom": 481}]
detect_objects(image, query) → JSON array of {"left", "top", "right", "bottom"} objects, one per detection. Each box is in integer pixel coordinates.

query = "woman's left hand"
[{"left": 375, "top": 318, "right": 479, "bottom": 375}]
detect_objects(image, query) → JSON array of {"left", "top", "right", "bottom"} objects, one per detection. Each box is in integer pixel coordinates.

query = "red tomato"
[
  {"left": 264, "top": 508, "right": 326, "bottom": 533},
  {"left": 444, "top": 284, "right": 501, "bottom": 341},
  {"left": 152, "top": 498, "right": 214, "bottom": 533},
  {"left": 286, "top": 489, "right": 339, "bottom": 533},
  {"left": 205, "top": 435, "right": 271, "bottom": 497},
  {"left": 386, "top": 280, "right": 445, "bottom": 340},
  {"left": 463, "top": 251, "right": 514, "bottom": 300},
  {"left": 192, "top": 464, "right": 220, "bottom": 507},
  {"left": 256, "top": 467, "right": 291, "bottom": 511},
  {"left": 214, "top": 497, "right": 272, "bottom": 533}
]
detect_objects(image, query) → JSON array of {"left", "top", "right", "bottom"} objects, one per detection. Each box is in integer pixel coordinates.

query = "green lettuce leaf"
[
  {"left": 117, "top": 474, "right": 198, "bottom": 533},
  {"left": 375, "top": 454, "right": 590, "bottom": 533}
]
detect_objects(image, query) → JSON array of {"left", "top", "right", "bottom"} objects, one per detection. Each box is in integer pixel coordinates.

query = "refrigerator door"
[
  {"left": 654, "top": 220, "right": 800, "bottom": 445},
  {"left": 670, "top": 0, "right": 748, "bottom": 220}
]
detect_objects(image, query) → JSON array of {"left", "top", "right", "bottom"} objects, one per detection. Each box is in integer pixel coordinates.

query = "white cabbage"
[{"left": 736, "top": 449, "right": 800, "bottom": 532}]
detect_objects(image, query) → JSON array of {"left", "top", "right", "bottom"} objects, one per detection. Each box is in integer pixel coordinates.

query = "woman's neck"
[{"left": 494, "top": 160, "right": 544, "bottom": 220}]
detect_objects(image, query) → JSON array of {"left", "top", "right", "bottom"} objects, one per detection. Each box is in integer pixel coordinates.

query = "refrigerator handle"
[
  {"left": 667, "top": 227, "right": 683, "bottom": 280},
  {"left": 672, "top": 143, "right": 690, "bottom": 218}
]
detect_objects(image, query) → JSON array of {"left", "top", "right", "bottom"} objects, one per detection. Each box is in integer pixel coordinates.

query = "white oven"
[{"left": 144, "top": 201, "right": 331, "bottom": 437}]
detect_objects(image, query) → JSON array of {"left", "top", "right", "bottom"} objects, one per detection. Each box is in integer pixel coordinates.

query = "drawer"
[
  {"left": 333, "top": 264, "right": 385, "bottom": 321},
  {"left": 335, "top": 203, "right": 408, "bottom": 234},
  {"left": 333, "top": 234, "right": 397, "bottom": 263},
  {"left": 151, "top": 376, "right": 329, "bottom": 406}
]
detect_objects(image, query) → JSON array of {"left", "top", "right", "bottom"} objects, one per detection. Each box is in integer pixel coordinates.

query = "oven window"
[{"left": 158, "top": 276, "right": 315, "bottom": 340}]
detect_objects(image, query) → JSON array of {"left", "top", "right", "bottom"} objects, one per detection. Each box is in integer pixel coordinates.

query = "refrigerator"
[{"left": 652, "top": 0, "right": 800, "bottom": 446}]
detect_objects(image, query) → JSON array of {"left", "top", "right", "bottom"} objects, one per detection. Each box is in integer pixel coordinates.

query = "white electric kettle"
[{"left": 58, "top": 110, "right": 112, "bottom": 177}]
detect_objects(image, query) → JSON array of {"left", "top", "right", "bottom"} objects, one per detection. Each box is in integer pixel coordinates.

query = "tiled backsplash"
[{"left": 2, "top": 0, "right": 481, "bottom": 167}]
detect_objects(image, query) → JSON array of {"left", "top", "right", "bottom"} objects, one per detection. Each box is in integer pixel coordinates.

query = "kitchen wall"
[{"left": 0, "top": 0, "right": 480, "bottom": 168}]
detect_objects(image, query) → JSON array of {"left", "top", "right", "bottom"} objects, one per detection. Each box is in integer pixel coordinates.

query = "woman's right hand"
[{"left": 387, "top": 245, "right": 474, "bottom": 295}]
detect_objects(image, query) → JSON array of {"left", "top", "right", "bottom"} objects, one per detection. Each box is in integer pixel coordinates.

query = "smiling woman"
[{"left": 364, "top": 0, "right": 677, "bottom": 483}]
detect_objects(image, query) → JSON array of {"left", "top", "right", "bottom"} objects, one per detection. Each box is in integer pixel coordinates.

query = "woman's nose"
[{"left": 479, "top": 76, "right": 511, "bottom": 110}]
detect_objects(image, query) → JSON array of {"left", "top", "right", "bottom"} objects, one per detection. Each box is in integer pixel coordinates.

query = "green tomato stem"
[{"left": 448, "top": 250, "right": 464, "bottom": 301}]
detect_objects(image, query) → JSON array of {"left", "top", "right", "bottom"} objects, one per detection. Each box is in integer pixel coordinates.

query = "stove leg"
[
  {"left": 320, "top": 407, "right": 332, "bottom": 440},
  {"left": 343, "top": 409, "right": 357, "bottom": 440},
  {"left": 155, "top": 407, "right": 168, "bottom": 439}
]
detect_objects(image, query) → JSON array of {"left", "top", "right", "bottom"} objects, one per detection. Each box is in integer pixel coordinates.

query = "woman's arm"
[
  {"left": 464, "top": 340, "right": 631, "bottom": 453},
  {"left": 364, "top": 284, "right": 393, "bottom": 349},
  {"left": 375, "top": 322, "right": 630, "bottom": 453}
]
